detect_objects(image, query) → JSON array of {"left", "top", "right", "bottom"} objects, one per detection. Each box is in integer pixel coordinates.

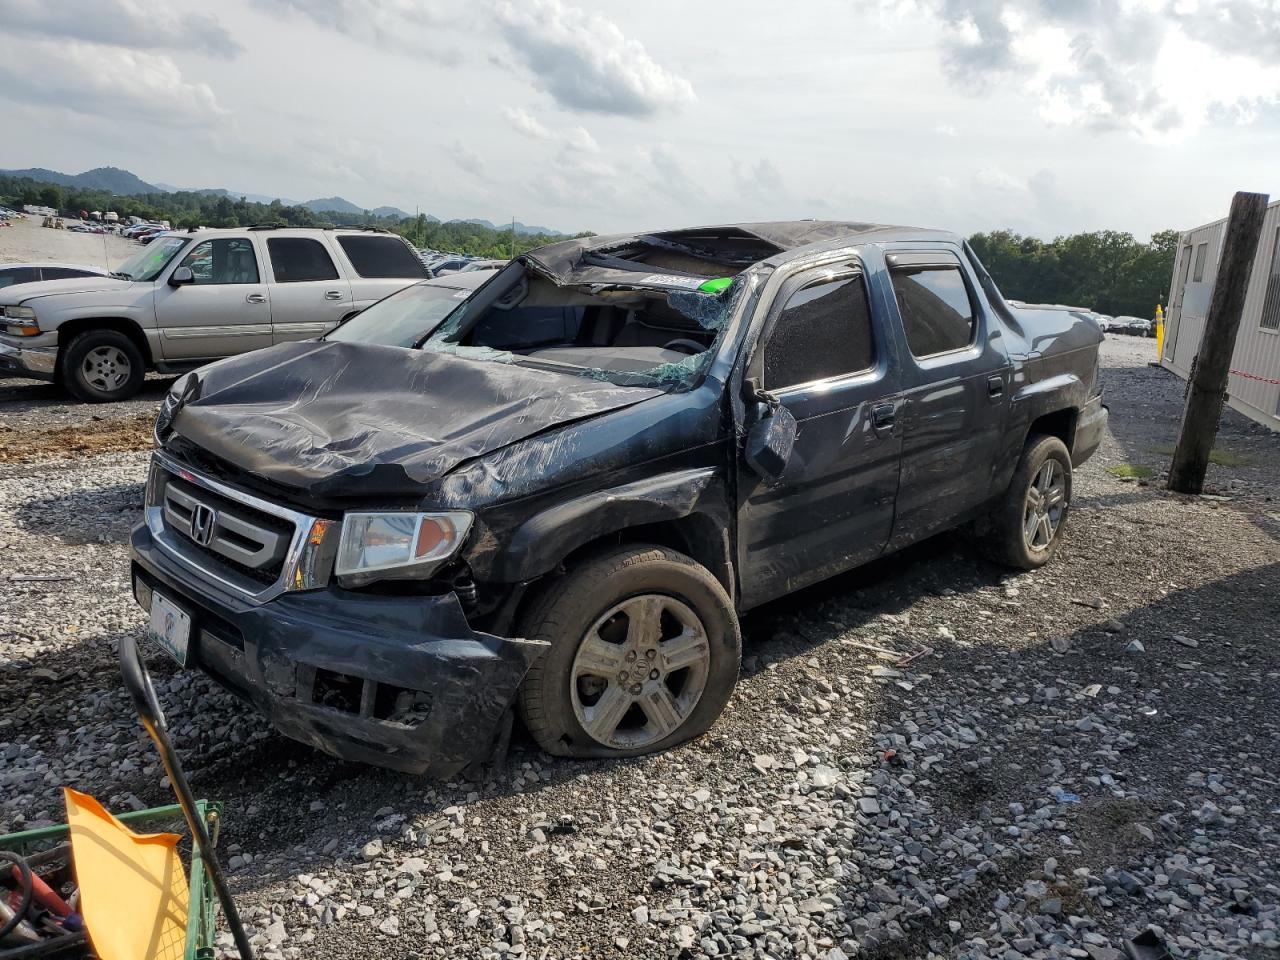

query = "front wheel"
[
  {"left": 517, "top": 545, "right": 741, "bottom": 758},
  {"left": 981, "top": 433, "right": 1073, "bottom": 569},
  {"left": 61, "top": 330, "right": 145, "bottom": 402}
]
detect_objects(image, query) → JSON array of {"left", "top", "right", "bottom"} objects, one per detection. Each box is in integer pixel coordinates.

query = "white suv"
[{"left": 0, "top": 226, "right": 429, "bottom": 401}]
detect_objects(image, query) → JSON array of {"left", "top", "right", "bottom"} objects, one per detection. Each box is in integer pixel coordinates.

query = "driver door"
[
  {"left": 153, "top": 236, "right": 272, "bottom": 360},
  {"left": 735, "top": 261, "right": 904, "bottom": 608}
]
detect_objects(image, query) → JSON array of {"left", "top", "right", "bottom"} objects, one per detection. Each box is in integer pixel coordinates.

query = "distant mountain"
[
  {"left": 154, "top": 183, "right": 302, "bottom": 206},
  {"left": 448, "top": 217, "right": 558, "bottom": 236},
  {"left": 1, "top": 166, "right": 158, "bottom": 195},
  {"left": 2, "top": 165, "right": 571, "bottom": 234},
  {"left": 303, "top": 196, "right": 363, "bottom": 215}
]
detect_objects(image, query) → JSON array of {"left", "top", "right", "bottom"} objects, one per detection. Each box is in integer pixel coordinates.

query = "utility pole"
[
  {"left": 1168, "top": 191, "right": 1269, "bottom": 494},
  {"left": 510, "top": 216, "right": 516, "bottom": 260}
]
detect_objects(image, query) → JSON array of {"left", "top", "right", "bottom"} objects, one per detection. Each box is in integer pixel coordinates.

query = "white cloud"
[
  {"left": 0, "top": 41, "right": 225, "bottom": 126},
  {"left": 491, "top": 0, "right": 695, "bottom": 116},
  {"left": 886, "top": 0, "right": 1280, "bottom": 140},
  {"left": 260, "top": 0, "right": 465, "bottom": 63},
  {"left": 503, "top": 107, "right": 554, "bottom": 141},
  {"left": 0, "top": 0, "right": 240, "bottom": 58}
]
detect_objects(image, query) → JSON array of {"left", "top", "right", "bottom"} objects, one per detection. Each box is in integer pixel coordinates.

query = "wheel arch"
[
  {"left": 57, "top": 316, "right": 154, "bottom": 369},
  {"left": 490, "top": 468, "right": 736, "bottom": 634}
]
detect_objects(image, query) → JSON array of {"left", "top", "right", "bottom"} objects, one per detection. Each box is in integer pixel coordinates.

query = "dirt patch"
[{"left": 0, "top": 415, "right": 154, "bottom": 463}]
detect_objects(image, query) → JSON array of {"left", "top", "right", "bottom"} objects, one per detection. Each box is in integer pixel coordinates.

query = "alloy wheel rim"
[
  {"left": 82, "top": 345, "right": 131, "bottom": 392},
  {"left": 570, "top": 593, "right": 711, "bottom": 749},
  {"left": 1023, "top": 459, "right": 1066, "bottom": 551}
]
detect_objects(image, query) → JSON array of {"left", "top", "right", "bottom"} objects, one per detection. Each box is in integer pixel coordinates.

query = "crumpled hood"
[
  {"left": 170, "top": 340, "right": 664, "bottom": 496},
  {"left": 4, "top": 275, "right": 131, "bottom": 303}
]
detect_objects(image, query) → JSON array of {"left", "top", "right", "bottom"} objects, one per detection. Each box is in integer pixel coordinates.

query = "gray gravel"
[{"left": 1, "top": 338, "right": 1278, "bottom": 959}]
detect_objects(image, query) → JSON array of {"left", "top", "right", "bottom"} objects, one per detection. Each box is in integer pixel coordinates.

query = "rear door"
[
  {"left": 333, "top": 234, "right": 430, "bottom": 309},
  {"left": 152, "top": 236, "right": 272, "bottom": 360},
  {"left": 264, "top": 236, "right": 354, "bottom": 344},
  {"left": 735, "top": 258, "right": 904, "bottom": 607},
  {"left": 882, "top": 247, "right": 1012, "bottom": 549}
]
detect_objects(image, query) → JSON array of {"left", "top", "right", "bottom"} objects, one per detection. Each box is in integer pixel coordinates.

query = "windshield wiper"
[{"left": 110, "top": 271, "right": 133, "bottom": 280}]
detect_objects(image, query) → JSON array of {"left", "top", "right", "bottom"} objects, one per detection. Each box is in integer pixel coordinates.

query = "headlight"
[
  {"left": 335, "top": 511, "right": 472, "bottom": 584},
  {"left": 2, "top": 305, "right": 38, "bottom": 336}
]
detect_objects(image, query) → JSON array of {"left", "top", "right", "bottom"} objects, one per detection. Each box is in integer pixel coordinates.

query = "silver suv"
[{"left": 0, "top": 226, "right": 429, "bottom": 401}]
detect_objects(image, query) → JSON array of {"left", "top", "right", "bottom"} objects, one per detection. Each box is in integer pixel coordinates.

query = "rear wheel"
[
  {"left": 61, "top": 330, "right": 145, "bottom": 402},
  {"left": 981, "top": 433, "right": 1072, "bottom": 569},
  {"left": 517, "top": 545, "right": 741, "bottom": 758}
]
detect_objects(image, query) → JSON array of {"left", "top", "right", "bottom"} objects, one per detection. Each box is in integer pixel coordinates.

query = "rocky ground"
[{"left": 1, "top": 337, "right": 1278, "bottom": 960}]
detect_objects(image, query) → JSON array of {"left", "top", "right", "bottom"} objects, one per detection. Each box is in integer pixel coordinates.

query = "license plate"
[{"left": 147, "top": 592, "right": 192, "bottom": 667}]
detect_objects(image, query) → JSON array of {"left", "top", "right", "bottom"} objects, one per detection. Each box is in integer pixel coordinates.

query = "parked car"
[
  {"left": 1111, "top": 315, "right": 1152, "bottom": 336},
  {"left": 0, "top": 226, "right": 429, "bottom": 401},
  {"left": 129, "top": 220, "right": 1107, "bottom": 776},
  {"left": 459, "top": 259, "right": 508, "bottom": 272},
  {"left": 428, "top": 256, "right": 472, "bottom": 276},
  {"left": 0, "top": 262, "right": 108, "bottom": 289}
]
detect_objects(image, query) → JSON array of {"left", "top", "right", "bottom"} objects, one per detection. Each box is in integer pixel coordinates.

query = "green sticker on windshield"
[{"left": 698, "top": 277, "right": 732, "bottom": 294}]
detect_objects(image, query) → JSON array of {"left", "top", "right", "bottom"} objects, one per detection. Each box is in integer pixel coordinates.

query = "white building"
[{"left": 1163, "top": 199, "right": 1280, "bottom": 430}]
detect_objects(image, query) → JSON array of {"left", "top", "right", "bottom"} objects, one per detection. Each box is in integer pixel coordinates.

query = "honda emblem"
[{"left": 190, "top": 503, "right": 217, "bottom": 546}]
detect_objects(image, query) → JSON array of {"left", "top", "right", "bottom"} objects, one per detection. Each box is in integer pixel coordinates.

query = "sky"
[{"left": 1, "top": 0, "right": 1279, "bottom": 239}]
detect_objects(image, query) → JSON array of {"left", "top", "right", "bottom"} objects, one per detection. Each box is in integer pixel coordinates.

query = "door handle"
[
  {"left": 246, "top": 293, "right": 267, "bottom": 304},
  {"left": 871, "top": 401, "right": 896, "bottom": 435},
  {"left": 987, "top": 376, "right": 1004, "bottom": 399},
  {"left": 324, "top": 290, "right": 345, "bottom": 301}
]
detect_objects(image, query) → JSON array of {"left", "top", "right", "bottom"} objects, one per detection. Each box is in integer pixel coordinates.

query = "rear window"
[
  {"left": 337, "top": 236, "right": 429, "bottom": 279},
  {"left": 268, "top": 237, "right": 340, "bottom": 283}
]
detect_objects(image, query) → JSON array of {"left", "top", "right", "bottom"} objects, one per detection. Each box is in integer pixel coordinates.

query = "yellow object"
[
  {"left": 65, "top": 788, "right": 189, "bottom": 960},
  {"left": 1155, "top": 303, "right": 1165, "bottom": 359}
]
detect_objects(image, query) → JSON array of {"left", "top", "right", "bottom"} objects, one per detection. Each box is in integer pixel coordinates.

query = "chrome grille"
[
  {"left": 145, "top": 452, "right": 331, "bottom": 604},
  {"left": 162, "top": 477, "right": 292, "bottom": 576}
]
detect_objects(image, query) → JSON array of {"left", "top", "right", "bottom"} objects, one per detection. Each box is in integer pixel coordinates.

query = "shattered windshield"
[
  {"left": 418, "top": 269, "right": 750, "bottom": 388},
  {"left": 114, "top": 235, "right": 188, "bottom": 281}
]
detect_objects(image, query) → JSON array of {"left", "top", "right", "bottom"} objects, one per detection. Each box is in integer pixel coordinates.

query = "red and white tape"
[{"left": 1230, "top": 369, "right": 1280, "bottom": 385}]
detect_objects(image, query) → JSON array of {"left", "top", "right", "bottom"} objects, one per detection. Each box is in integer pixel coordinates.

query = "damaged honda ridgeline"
[{"left": 130, "top": 222, "right": 1107, "bottom": 775}]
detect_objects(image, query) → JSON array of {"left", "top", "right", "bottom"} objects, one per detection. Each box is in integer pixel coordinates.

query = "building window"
[
  {"left": 1192, "top": 242, "right": 1209, "bottom": 282},
  {"left": 1261, "top": 228, "right": 1280, "bottom": 332}
]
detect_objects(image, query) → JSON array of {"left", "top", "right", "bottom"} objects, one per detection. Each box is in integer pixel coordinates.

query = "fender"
[
  {"left": 489, "top": 467, "right": 725, "bottom": 583},
  {"left": 1009, "top": 371, "right": 1086, "bottom": 425}
]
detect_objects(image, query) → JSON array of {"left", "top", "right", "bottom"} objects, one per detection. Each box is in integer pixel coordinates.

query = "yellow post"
[{"left": 1155, "top": 303, "right": 1165, "bottom": 360}]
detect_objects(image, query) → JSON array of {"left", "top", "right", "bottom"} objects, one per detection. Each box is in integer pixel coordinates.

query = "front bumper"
[
  {"left": 1072, "top": 395, "right": 1108, "bottom": 467},
  {"left": 130, "top": 522, "right": 547, "bottom": 776},
  {"left": 0, "top": 338, "right": 57, "bottom": 380}
]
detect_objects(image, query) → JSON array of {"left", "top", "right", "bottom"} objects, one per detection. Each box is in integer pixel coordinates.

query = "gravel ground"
[{"left": 1, "top": 338, "right": 1278, "bottom": 960}]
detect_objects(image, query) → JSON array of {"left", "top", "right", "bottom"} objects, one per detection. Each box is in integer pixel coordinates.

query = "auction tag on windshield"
[
  {"left": 638, "top": 273, "right": 705, "bottom": 289},
  {"left": 147, "top": 592, "right": 192, "bottom": 667}
]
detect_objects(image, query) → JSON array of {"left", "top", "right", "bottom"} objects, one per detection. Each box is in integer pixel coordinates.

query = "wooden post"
[{"left": 1168, "top": 191, "right": 1269, "bottom": 493}]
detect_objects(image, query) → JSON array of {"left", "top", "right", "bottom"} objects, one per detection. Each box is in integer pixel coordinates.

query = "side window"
[
  {"left": 268, "top": 237, "right": 340, "bottom": 282},
  {"left": 1192, "top": 242, "right": 1209, "bottom": 282},
  {"left": 0, "top": 267, "right": 39, "bottom": 287},
  {"left": 42, "top": 267, "right": 95, "bottom": 280},
  {"left": 889, "top": 259, "right": 976, "bottom": 358},
  {"left": 177, "top": 238, "right": 260, "bottom": 285},
  {"left": 336, "top": 236, "right": 428, "bottom": 279},
  {"left": 763, "top": 274, "right": 875, "bottom": 390}
]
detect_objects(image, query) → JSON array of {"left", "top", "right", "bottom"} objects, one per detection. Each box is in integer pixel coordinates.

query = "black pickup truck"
[{"left": 129, "top": 221, "right": 1107, "bottom": 776}]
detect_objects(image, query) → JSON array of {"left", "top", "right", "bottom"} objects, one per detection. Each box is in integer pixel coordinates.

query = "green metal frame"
[{"left": 0, "top": 800, "right": 223, "bottom": 959}]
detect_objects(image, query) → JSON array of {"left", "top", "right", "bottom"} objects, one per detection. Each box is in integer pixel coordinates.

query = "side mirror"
[
  {"left": 743, "top": 379, "right": 796, "bottom": 480},
  {"left": 168, "top": 266, "right": 194, "bottom": 287}
]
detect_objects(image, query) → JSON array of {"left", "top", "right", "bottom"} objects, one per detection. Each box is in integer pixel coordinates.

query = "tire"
[
  {"left": 517, "top": 544, "right": 741, "bottom": 759},
  {"left": 61, "top": 329, "right": 145, "bottom": 402},
  {"left": 981, "top": 434, "right": 1073, "bottom": 569}
]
